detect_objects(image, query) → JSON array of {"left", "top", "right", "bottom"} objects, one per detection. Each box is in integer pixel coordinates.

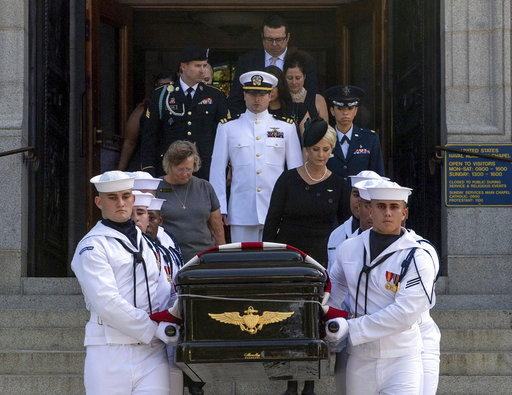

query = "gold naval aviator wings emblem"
[{"left": 208, "top": 306, "right": 294, "bottom": 335}]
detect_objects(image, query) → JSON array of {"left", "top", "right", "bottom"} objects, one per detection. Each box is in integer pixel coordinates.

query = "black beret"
[
  {"left": 179, "top": 46, "right": 209, "bottom": 63},
  {"left": 302, "top": 118, "right": 328, "bottom": 147},
  {"left": 324, "top": 85, "right": 366, "bottom": 107}
]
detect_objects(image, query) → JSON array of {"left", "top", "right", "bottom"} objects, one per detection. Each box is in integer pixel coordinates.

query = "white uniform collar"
[
  {"left": 361, "top": 227, "right": 424, "bottom": 263},
  {"left": 244, "top": 108, "right": 270, "bottom": 122},
  {"left": 84, "top": 220, "right": 142, "bottom": 248}
]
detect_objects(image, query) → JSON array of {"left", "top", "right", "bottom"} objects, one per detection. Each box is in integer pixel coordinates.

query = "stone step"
[
  {"left": 441, "top": 329, "right": 512, "bottom": 352},
  {"left": 21, "top": 277, "right": 82, "bottom": 295},
  {"left": 431, "top": 309, "right": 512, "bottom": 329},
  {"left": 0, "top": 327, "right": 84, "bottom": 351},
  {"left": 445, "top": 255, "right": 512, "bottom": 294},
  {"left": 0, "top": 295, "right": 85, "bottom": 310},
  {"left": 0, "top": 374, "right": 84, "bottom": 395},
  {"left": 434, "top": 294, "right": 512, "bottom": 310},
  {"left": 441, "top": 352, "right": 512, "bottom": 376},
  {"left": 0, "top": 309, "right": 88, "bottom": 328},
  {"left": 0, "top": 351, "right": 84, "bottom": 375},
  {"left": 436, "top": 375, "right": 512, "bottom": 395}
]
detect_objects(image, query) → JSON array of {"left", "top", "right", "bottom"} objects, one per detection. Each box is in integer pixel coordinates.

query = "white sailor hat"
[
  {"left": 349, "top": 170, "right": 389, "bottom": 187},
  {"left": 366, "top": 180, "right": 412, "bottom": 203},
  {"left": 90, "top": 170, "right": 134, "bottom": 193},
  {"left": 132, "top": 191, "right": 154, "bottom": 207},
  {"left": 240, "top": 71, "right": 277, "bottom": 93},
  {"left": 127, "top": 171, "right": 161, "bottom": 191},
  {"left": 354, "top": 179, "right": 382, "bottom": 201},
  {"left": 147, "top": 198, "right": 166, "bottom": 211}
]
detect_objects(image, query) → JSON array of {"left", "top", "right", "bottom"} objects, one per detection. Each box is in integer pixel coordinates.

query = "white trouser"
[
  {"left": 230, "top": 225, "right": 263, "bottom": 242},
  {"left": 346, "top": 353, "right": 423, "bottom": 395},
  {"left": 84, "top": 343, "right": 170, "bottom": 395},
  {"left": 420, "top": 317, "right": 441, "bottom": 395},
  {"left": 167, "top": 346, "right": 184, "bottom": 395}
]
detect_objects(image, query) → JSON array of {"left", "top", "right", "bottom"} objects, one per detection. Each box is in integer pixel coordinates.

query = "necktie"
[
  {"left": 185, "top": 87, "right": 193, "bottom": 106},
  {"left": 269, "top": 56, "right": 278, "bottom": 66},
  {"left": 340, "top": 135, "right": 350, "bottom": 145}
]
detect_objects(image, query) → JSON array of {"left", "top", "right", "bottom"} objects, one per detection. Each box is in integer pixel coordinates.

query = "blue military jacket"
[{"left": 327, "top": 124, "right": 385, "bottom": 183}]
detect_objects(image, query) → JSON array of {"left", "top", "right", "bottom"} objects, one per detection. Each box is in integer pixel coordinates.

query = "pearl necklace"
[
  {"left": 290, "top": 87, "right": 306, "bottom": 101},
  {"left": 304, "top": 161, "right": 327, "bottom": 182}
]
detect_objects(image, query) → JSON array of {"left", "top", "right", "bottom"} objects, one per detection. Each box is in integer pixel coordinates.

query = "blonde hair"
[
  {"left": 162, "top": 140, "right": 201, "bottom": 174},
  {"left": 323, "top": 125, "right": 337, "bottom": 148}
]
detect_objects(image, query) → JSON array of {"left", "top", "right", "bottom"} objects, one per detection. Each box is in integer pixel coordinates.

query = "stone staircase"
[{"left": 0, "top": 272, "right": 511, "bottom": 394}]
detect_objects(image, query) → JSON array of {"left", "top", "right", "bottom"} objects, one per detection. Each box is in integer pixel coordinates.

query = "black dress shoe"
[
  {"left": 301, "top": 380, "right": 315, "bottom": 395},
  {"left": 282, "top": 380, "right": 298, "bottom": 395},
  {"left": 188, "top": 382, "right": 205, "bottom": 395}
]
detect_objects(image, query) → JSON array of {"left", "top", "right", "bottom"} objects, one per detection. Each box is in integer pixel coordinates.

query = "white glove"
[
  {"left": 324, "top": 317, "right": 349, "bottom": 346},
  {"left": 155, "top": 322, "right": 180, "bottom": 346}
]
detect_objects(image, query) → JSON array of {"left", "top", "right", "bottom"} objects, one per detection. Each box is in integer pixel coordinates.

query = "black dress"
[
  {"left": 290, "top": 90, "right": 318, "bottom": 127},
  {"left": 263, "top": 169, "right": 349, "bottom": 266}
]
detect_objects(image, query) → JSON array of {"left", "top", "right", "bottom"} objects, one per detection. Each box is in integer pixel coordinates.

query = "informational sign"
[{"left": 445, "top": 144, "right": 512, "bottom": 206}]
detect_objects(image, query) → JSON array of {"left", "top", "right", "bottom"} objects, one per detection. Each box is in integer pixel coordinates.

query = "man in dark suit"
[
  {"left": 141, "top": 46, "right": 228, "bottom": 180},
  {"left": 228, "top": 14, "right": 318, "bottom": 116}
]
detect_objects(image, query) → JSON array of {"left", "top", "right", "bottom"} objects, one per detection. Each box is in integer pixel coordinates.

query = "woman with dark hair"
[
  {"left": 265, "top": 65, "right": 293, "bottom": 117},
  {"left": 284, "top": 50, "right": 329, "bottom": 138}
]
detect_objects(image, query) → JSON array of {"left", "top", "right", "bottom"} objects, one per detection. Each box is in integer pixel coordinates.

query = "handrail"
[
  {"left": 434, "top": 145, "right": 512, "bottom": 164},
  {"left": 0, "top": 146, "right": 37, "bottom": 159}
]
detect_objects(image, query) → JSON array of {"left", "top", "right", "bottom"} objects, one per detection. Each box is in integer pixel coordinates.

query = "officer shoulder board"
[
  {"left": 398, "top": 242, "right": 438, "bottom": 305},
  {"left": 272, "top": 114, "right": 294, "bottom": 124},
  {"left": 220, "top": 114, "right": 240, "bottom": 124}
]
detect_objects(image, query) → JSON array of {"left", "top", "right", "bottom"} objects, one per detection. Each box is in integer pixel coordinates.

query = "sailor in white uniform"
[
  {"left": 71, "top": 171, "right": 179, "bottom": 395},
  {"left": 210, "top": 70, "right": 303, "bottom": 242},
  {"left": 327, "top": 171, "right": 388, "bottom": 271},
  {"left": 324, "top": 180, "right": 437, "bottom": 395}
]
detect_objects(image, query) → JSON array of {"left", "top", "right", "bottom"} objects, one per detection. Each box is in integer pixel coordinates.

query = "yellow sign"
[{"left": 208, "top": 306, "right": 294, "bottom": 335}]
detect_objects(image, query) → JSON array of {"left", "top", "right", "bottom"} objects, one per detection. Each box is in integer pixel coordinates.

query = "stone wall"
[{"left": 0, "top": 0, "right": 26, "bottom": 293}]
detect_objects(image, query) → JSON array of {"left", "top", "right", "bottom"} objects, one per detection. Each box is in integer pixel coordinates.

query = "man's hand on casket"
[
  {"left": 149, "top": 308, "right": 183, "bottom": 324},
  {"left": 324, "top": 318, "right": 349, "bottom": 346},
  {"left": 155, "top": 322, "right": 180, "bottom": 346}
]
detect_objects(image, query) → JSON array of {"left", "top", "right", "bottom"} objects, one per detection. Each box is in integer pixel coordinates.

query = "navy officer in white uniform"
[
  {"left": 210, "top": 70, "right": 303, "bottom": 242},
  {"left": 324, "top": 180, "right": 437, "bottom": 395},
  {"left": 71, "top": 171, "right": 179, "bottom": 395}
]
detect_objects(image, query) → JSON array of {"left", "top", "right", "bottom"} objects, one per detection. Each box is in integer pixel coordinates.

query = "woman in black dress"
[{"left": 263, "top": 118, "right": 349, "bottom": 395}]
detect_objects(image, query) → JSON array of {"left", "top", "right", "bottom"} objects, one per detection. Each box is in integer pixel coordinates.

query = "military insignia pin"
[
  {"left": 167, "top": 85, "right": 174, "bottom": 92},
  {"left": 343, "top": 86, "right": 351, "bottom": 96},
  {"left": 208, "top": 306, "right": 294, "bottom": 335},
  {"left": 251, "top": 75, "right": 263, "bottom": 86}
]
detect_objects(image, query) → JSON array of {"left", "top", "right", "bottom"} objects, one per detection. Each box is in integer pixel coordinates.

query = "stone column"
[
  {"left": 0, "top": 0, "right": 26, "bottom": 294},
  {"left": 444, "top": 0, "right": 512, "bottom": 293}
]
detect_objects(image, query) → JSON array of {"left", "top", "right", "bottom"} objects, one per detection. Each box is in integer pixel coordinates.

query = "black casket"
[{"left": 174, "top": 243, "right": 329, "bottom": 382}]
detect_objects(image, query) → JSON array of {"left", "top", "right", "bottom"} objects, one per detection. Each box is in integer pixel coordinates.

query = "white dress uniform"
[
  {"left": 210, "top": 108, "right": 303, "bottom": 241},
  {"left": 328, "top": 228, "right": 436, "bottom": 395},
  {"left": 407, "top": 229, "right": 441, "bottom": 395},
  {"left": 71, "top": 221, "right": 171, "bottom": 395},
  {"left": 155, "top": 226, "right": 184, "bottom": 395},
  {"left": 327, "top": 216, "right": 355, "bottom": 271}
]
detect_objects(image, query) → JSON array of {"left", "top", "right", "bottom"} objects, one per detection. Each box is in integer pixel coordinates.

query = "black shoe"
[
  {"left": 282, "top": 380, "right": 298, "bottom": 395},
  {"left": 301, "top": 380, "right": 315, "bottom": 395},
  {"left": 188, "top": 382, "right": 205, "bottom": 395}
]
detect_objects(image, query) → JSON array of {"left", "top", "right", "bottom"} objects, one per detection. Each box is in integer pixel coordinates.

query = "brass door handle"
[{"left": 94, "top": 128, "right": 103, "bottom": 145}]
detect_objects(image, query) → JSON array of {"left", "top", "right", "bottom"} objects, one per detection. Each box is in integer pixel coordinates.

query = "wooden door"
[
  {"left": 85, "top": 0, "right": 133, "bottom": 227},
  {"left": 336, "top": 0, "right": 388, "bottom": 160}
]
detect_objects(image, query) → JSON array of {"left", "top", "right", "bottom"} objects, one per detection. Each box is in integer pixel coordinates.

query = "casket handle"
[
  {"left": 165, "top": 325, "right": 177, "bottom": 337},
  {"left": 328, "top": 321, "right": 339, "bottom": 333}
]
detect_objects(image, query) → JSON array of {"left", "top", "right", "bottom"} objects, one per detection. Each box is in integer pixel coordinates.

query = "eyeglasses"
[{"left": 262, "top": 36, "right": 288, "bottom": 43}]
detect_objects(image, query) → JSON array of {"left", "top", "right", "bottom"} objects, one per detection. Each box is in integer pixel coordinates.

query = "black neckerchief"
[
  {"left": 370, "top": 230, "right": 402, "bottom": 262},
  {"left": 113, "top": 236, "right": 153, "bottom": 315},
  {"left": 351, "top": 217, "right": 360, "bottom": 233},
  {"left": 102, "top": 218, "right": 138, "bottom": 248}
]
